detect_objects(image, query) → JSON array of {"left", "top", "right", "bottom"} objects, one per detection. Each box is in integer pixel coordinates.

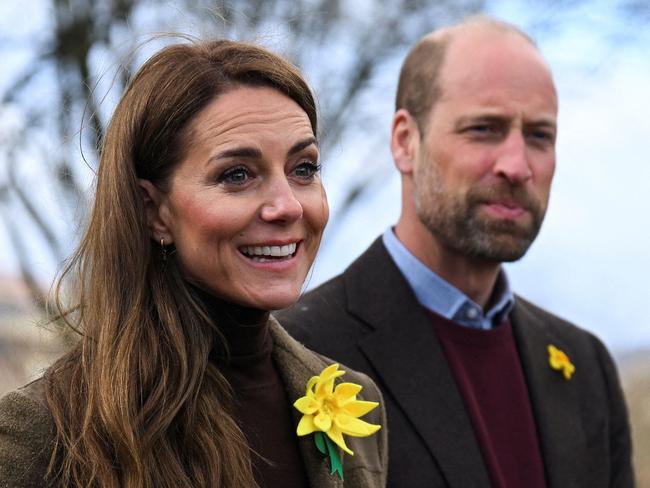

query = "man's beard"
[{"left": 414, "top": 155, "right": 546, "bottom": 263}]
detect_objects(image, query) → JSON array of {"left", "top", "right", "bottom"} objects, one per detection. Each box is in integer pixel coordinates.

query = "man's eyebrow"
[
  {"left": 288, "top": 137, "right": 318, "bottom": 156},
  {"left": 454, "top": 114, "right": 557, "bottom": 128},
  {"left": 525, "top": 119, "right": 557, "bottom": 129},
  {"left": 454, "top": 114, "right": 507, "bottom": 127}
]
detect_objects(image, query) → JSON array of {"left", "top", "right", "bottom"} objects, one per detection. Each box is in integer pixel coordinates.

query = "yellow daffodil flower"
[
  {"left": 548, "top": 344, "right": 576, "bottom": 380},
  {"left": 294, "top": 363, "right": 381, "bottom": 455}
]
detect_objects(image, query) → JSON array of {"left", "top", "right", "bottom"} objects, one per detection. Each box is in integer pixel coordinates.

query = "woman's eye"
[
  {"left": 292, "top": 160, "right": 321, "bottom": 180},
  {"left": 217, "top": 166, "right": 250, "bottom": 185}
]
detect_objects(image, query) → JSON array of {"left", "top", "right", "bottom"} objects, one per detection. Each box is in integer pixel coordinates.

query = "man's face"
[{"left": 413, "top": 29, "right": 558, "bottom": 263}]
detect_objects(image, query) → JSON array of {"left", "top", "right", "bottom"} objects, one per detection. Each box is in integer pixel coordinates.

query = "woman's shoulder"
[{"left": 0, "top": 378, "right": 54, "bottom": 487}]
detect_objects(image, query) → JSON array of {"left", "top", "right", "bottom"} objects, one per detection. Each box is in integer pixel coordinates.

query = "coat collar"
[
  {"left": 269, "top": 317, "right": 387, "bottom": 488},
  {"left": 341, "top": 238, "right": 491, "bottom": 487},
  {"left": 510, "top": 299, "right": 588, "bottom": 487},
  {"left": 269, "top": 318, "right": 345, "bottom": 488}
]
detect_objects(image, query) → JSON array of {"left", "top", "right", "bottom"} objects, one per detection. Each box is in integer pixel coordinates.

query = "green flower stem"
[{"left": 313, "top": 432, "right": 344, "bottom": 479}]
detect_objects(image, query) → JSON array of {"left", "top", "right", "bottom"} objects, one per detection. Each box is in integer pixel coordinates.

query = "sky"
[{"left": 1, "top": 0, "right": 649, "bottom": 354}]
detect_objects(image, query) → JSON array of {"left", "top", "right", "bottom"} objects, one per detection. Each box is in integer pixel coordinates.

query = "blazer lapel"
[
  {"left": 269, "top": 318, "right": 344, "bottom": 488},
  {"left": 345, "top": 239, "right": 490, "bottom": 487},
  {"left": 511, "top": 300, "right": 587, "bottom": 488}
]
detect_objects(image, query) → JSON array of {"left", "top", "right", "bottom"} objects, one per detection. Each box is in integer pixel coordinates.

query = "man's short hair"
[{"left": 395, "top": 15, "right": 536, "bottom": 134}]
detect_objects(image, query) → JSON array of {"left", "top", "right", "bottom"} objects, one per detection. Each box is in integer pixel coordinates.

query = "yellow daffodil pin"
[
  {"left": 294, "top": 363, "right": 381, "bottom": 479},
  {"left": 548, "top": 344, "right": 575, "bottom": 380}
]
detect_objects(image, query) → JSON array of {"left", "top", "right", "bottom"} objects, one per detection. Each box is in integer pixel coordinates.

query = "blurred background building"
[{"left": 0, "top": 0, "right": 648, "bottom": 484}]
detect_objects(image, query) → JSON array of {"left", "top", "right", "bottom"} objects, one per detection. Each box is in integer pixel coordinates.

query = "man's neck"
[{"left": 394, "top": 223, "right": 501, "bottom": 309}]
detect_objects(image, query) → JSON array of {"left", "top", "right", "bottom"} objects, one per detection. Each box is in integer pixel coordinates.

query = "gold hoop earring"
[{"left": 160, "top": 237, "right": 167, "bottom": 261}]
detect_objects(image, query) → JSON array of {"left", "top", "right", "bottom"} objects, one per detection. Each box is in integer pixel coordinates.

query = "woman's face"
[{"left": 148, "top": 86, "right": 328, "bottom": 310}]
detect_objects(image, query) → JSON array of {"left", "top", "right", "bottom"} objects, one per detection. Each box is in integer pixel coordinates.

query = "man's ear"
[
  {"left": 391, "top": 109, "right": 421, "bottom": 175},
  {"left": 137, "top": 179, "right": 174, "bottom": 245}
]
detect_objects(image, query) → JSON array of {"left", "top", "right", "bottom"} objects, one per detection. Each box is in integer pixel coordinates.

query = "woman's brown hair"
[{"left": 45, "top": 39, "right": 317, "bottom": 487}]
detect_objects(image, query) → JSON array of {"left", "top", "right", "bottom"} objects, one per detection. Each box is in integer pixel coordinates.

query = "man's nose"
[
  {"left": 260, "top": 176, "right": 303, "bottom": 223},
  {"left": 493, "top": 132, "right": 532, "bottom": 184}
]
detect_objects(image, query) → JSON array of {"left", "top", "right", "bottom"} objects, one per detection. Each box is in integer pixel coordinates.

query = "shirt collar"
[{"left": 382, "top": 228, "right": 514, "bottom": 330}]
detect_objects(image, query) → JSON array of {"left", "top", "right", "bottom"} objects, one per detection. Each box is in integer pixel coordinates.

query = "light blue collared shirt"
[{"left": 382, "top": 228, "right": 514, "bottom": 330}]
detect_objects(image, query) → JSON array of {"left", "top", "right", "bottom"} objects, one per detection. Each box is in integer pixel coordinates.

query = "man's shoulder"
[
  {"left": 290, "top": 270, "right": 348, "bottom": 317},
  {"left": 514, "top": 295, "right": 592, "bottom": 336},
  {"left": 513, "top": 294, "right": 614, "bottom": 363},
  {"left": 277, "top": 238, "right": 386, "bottom": 329},
  {"left": 275, "top": 272, "right": 358, "bottom": 348}
]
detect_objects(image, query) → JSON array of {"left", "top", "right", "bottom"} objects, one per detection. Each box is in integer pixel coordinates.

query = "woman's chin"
[
  {"left": 223, "top": 288, "right": 302, "bottom": 312},
  {"left": 251, "top": 294, "right": 301, "bottom": 312}
]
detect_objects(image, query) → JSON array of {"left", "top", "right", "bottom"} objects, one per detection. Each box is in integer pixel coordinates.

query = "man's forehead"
[
  {"left": 446, "top": 27, "right": 541, "bottom": 70},
  {"left": 438, "top": 27, "right": 555, "bottom": 96}
]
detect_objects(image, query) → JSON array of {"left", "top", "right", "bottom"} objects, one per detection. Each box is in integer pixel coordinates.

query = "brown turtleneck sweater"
[{"left": 197, "top": 288, "right": 309, "bottom": 488}]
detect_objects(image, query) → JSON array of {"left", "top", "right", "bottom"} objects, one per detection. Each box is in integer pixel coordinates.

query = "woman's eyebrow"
[
  {"left": 209, "top": 136, "right": 317, "bottom": 164},
  {"left": 287, "top": 137, "right": 318, "bottom": 156},
  {"left": 214, "top": 147, "right": 262, "bottom": 160}
]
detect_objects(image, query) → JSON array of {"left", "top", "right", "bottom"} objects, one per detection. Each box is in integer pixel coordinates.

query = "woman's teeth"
[{"left": 240, "top": 243, "right": 297, "bottom": 261}]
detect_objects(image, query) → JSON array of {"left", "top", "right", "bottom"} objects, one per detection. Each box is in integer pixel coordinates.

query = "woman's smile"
[{"left": 239, "top": 241, "right": 300, "bottom": 262}]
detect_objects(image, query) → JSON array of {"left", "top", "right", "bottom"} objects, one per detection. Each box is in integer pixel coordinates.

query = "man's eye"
[
  {"left": 217, "top": 166, "right": 250, "bottom": 185},
  {"left": 292, "top": 161, "right": 321, "bottom": 180},
  {"left": 468, "top": 124, "right": 500, "bottom": 135},
  {"left": 526, "top": 129, "right": 555, "bottom": 147},
  {"left": 530, "top": 130, "right": 553, "bottom": 141}
]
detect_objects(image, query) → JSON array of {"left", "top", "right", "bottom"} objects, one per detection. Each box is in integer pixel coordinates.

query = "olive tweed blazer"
[{"left": 0, "top": 318, "right": 387, "bottom": 487}]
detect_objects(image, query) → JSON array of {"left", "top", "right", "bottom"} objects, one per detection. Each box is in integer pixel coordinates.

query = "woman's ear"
[
  {"left": 390, "top": 109, "right": 421, "bottom": 175},
  {"left": 137, "top": 179, "right": 174, "bottom": 245}
]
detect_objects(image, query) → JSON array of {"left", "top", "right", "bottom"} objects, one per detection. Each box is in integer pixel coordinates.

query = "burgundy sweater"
[
  {"left": 201, "top": 290, "right": 309, "bottom": 488},
  {"left": 429, "top": 311, "right": 546, "bottom": 488}
]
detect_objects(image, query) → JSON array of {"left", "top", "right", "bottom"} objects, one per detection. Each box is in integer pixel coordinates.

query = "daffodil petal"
[
  {"left": 319, "top": 363, "right": 341, "bottom": 380},
  {"left": 335, "top": 414, "right": 382, "bottom": 437},
  {"left": 294, "top": 396, "right": 320, "bottom": 414},
  {"left": 297, "top": 415, "right": 318, "bottom": 436},
  {"left": 333, "top": 382, "right": 363, "bottom": 402},
  {"left": 563, "top": 363, "right": 576, "bottom": 379},
  {"left": 305, "top": 376, "right": 319, "bottom": 395},
  {"left": 326, "top": 425, "right": 354, "bottom": 455},
  {"left": 314, "top": 412, "right": 332, "bottom": 432},
  {"left": 317, "top": 371, "right": 346, "bottom": 397},
  {"left": 341, "top": 399, "right": 379, "bottom": 417}
]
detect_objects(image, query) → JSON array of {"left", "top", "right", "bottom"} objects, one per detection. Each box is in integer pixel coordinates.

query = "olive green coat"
[{"left": 0, "top": 319, "right": 387, "bottom": 487}]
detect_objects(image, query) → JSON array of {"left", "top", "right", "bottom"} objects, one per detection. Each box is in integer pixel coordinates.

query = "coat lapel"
[
  {"left": 511, "top": 299, "right": 587, "bottom": 488},
  {"left": 269, "top": 318, "right": 344, "bottom": 488},
  {"left": 344, "top": 239, "right": 490, "bottom": 487}
]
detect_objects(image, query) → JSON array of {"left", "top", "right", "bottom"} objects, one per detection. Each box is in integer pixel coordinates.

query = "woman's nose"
[{"left": 260, "top": 177, "right": 303, "bottom": 223}]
